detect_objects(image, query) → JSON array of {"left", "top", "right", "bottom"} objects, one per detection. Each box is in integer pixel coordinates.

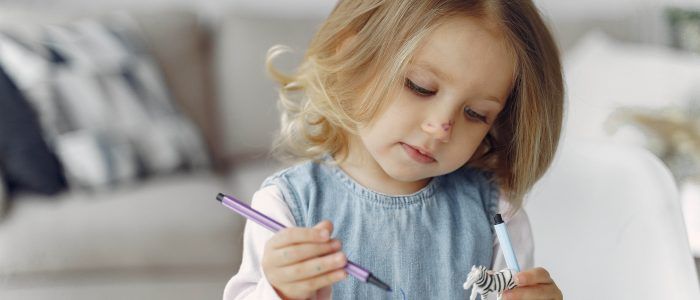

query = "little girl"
[{"left": 225, "top": 0, "right": 563, "bottom": 299}]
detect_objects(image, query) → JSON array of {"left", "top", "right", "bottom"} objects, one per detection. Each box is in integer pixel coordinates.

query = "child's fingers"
[
  {"left": 503, "top": 267, "right": 562, "bottom": 300},
  {"left": 282, "top": 268, "right": 348, "bottom": 296},
  {"left": 514, "top": 267, "right": 553, "bottom": 286},
  {"left": 273, "top": 239, "right": 342, "bottom": 267},
  {"left": 266, "top": 225, "right": 331, "bottom": 250},
  {"left": 502, "top": 282, "right": 562, "bottom": 300},
  {"left": 313, "top": 219, "right": 334, "bottom": 233},
  {"left": 275, "top": 251, "right": 347, "bottom": 284}
]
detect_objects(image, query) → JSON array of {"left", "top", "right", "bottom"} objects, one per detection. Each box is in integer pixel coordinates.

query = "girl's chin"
[{"left": 382, "top": 163, "right": 434, "bottom": 183}]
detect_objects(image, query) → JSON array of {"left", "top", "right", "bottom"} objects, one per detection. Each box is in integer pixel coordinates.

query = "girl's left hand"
[{"left": 502, "top": 267, "right": 562, "bottom": 300}]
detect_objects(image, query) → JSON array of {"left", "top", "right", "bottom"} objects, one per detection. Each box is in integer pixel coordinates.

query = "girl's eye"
[
  {"left": 464, "top": 107, "right": 488, "bottom": 124},
  {"left": 405, "top": 78, "right": 488, "bottom": 124},
  {"left": 405, "top": 78, "right": 435, "bottom": 96}
]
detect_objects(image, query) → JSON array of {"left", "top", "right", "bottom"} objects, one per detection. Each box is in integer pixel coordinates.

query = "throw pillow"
[
  {"left": 0, "top": 169, "right": 6, "bottom": 218},
  {"left": 0, "top": 63, "right": 67, "bottom": 195},
  {"left": 0, "top": 13, "right": 210, "bottom": 190}
]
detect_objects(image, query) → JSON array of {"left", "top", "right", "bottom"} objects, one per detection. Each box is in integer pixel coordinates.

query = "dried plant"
[{"left": 605, "top": 105, "right": 700, "bottom": 182}]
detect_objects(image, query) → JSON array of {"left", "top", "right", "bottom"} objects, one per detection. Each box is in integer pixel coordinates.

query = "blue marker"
[{"left": 494, "top": 214, "right": 520, "bottom": 272}]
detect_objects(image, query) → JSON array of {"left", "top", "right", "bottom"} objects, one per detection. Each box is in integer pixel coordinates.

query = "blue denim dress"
[{"left": 261, "top": 155, "right": 499, "bottom": 299}]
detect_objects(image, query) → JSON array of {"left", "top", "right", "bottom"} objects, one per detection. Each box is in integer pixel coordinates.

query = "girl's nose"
[{"left": 422, "top": 119, "right": 453, "bottom": 142}]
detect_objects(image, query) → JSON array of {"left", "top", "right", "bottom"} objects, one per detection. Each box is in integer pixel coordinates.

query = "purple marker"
[{"left": 216, "top": 193, "right": 392, "bottom": 292}]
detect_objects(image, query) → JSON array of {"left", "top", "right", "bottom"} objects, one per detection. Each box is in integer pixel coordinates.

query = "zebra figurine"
[{"left": 463, "top": 265, "right": 518, "bottom": 300}]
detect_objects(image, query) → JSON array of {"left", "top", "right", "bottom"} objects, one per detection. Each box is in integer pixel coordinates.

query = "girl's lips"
[{"left": 400, "top": 142, "right": 436, "bottom": 163}]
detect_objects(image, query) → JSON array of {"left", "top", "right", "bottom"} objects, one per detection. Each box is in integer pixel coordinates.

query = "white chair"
[{"left": 525, "top": 138, "right": 700, "bottom": 300}]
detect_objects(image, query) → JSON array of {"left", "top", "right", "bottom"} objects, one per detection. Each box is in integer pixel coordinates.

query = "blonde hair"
[{"left": 266, "top": 0, "right": 564, "bottom": 211}]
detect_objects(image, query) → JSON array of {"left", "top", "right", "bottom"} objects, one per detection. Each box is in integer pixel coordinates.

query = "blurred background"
[{"left": 0, "top": 0, "right": 699, "bottom": 299}]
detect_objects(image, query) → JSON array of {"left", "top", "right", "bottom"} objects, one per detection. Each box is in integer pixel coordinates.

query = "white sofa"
[{"left": 0, "top": 6, "right": 320, "bottom": 300}]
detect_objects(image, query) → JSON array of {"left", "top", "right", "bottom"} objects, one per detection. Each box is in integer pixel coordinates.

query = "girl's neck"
[{"left": 332, "top": 139, "right": 431, "bottom": 196}]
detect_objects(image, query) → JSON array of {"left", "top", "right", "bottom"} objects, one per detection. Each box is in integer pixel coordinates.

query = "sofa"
[
  {"left": 0, "top": 6, "right": 325, "bottom": 300},
  {"left": 0, "top": 2, "right": 698, "bottom": 300}
]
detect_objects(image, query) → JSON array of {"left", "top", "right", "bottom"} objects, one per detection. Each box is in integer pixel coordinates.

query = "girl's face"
[{"left": 342, "top": 16, "right": 515, "bottom": 194}]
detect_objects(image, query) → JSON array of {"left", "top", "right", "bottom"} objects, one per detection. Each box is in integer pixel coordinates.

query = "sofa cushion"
[
  {"left": 0, "top": 155, "right": 286, "bottom": 277},
  {"left": 0, "top": 172, "right": 243, "bottom": 275},
  {"left": 214, "top": 12, "right": 324, "bottom": 159}
]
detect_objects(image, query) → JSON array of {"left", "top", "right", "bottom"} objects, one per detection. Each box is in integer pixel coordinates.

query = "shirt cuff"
[{"left": 258, "top": 273, "right": 284, "bottom": 300}]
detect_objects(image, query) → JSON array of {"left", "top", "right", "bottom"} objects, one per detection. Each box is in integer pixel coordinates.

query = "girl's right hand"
[{"left": 262, "top": 220, "right": 348, "bottom": 300}]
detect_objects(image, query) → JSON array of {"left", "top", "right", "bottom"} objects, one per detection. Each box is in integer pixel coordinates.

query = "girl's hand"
[
  {"left": 503, "top": 267, "right": 562, "bottom": 300},
  {"left": 261, "top": 220, "right": 348, "bottom": 300}
]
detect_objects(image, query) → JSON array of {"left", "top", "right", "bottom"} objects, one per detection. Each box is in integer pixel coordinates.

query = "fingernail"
[
  {"left": 515, "top": 273, "right": 524, "bottom": 286},
  {"left": 319, "top": 229, "right": 329, "bottom": 239}
]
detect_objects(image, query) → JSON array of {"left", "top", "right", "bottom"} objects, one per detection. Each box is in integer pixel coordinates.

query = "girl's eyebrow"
[
  {"left": 412, "top": 61, "right": 504, "bottom": 108},
  {"left": 414, "top": 60, "right": 454, "bottom": 83},
  {"left": 479, "top": 96, "right": 503, "bottom": 108}
]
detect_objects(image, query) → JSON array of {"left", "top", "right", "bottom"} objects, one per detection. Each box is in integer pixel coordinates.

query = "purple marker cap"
[{"left": 216, "top": 193, "right": 392, "bottom": 292}]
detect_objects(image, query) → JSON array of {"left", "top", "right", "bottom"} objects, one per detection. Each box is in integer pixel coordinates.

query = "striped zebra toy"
[{"left": 463, "top": 265, "right": 518, "bottom": 300}]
